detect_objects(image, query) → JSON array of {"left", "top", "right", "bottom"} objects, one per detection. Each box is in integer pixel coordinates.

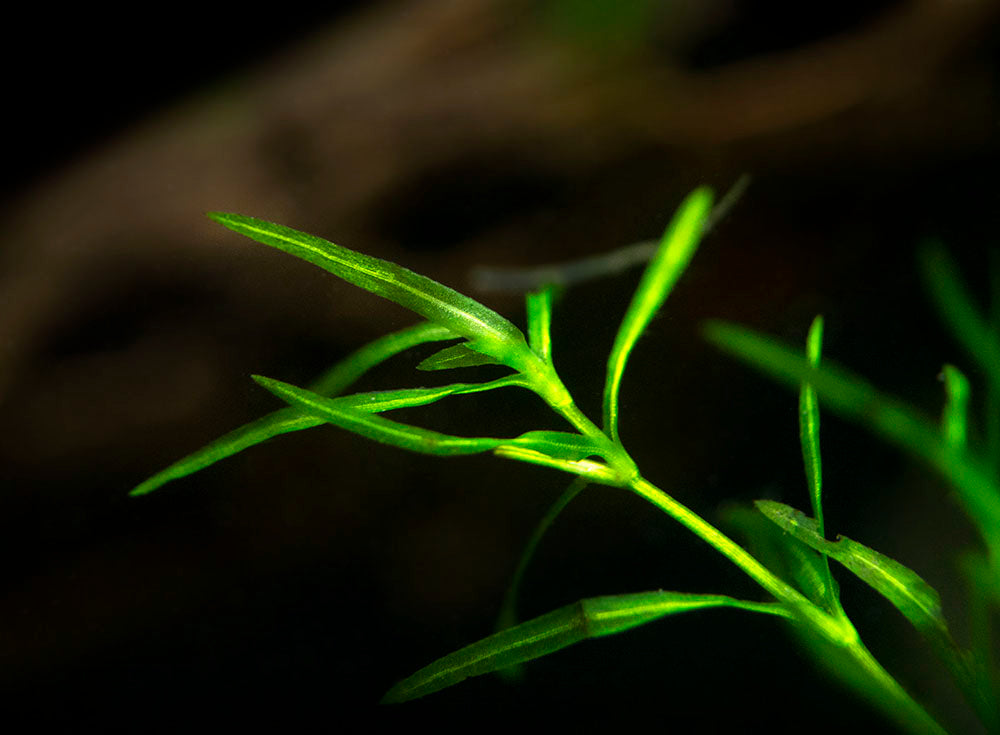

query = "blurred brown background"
[{"left": 1, "top": 1, "right": 998, "bottom": 730}]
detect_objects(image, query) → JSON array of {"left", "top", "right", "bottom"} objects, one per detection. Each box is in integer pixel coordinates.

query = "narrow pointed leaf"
[
  {"left": 798, "top": 315, "right": 838, "bottom": 610},
  {"left": 918, "top": 241, "right": 1000, "bottom": 386},
  {"left": 130, "top": 409, "right": 323, "bottom": 496},
  {"left": 940, "top": 364, "right": 970, "bottom": 452},
  {"left": 800, "top": 315, "right": 824, "bottom": 529},
  {"left": 382, "top": 590, "right": 790, "bottom": 703},
  {"left": 505, "top": 430, "right": 606, "bottom": 462},
  {"left": 254, "top": 376, "right": 509, "bottom": 456},
  {"left": 703, "top": 320, "right": 1000, "bottom": 537},
  {"left": 604, "top": 187, "right": 713, "bottom": 442},
  {"left": 526, "top": 286, "right": 556, "bottom": 362},
  {"left": 309, "top": 322, "right": 456, "bottom": 395},
  {"left": 130, "top": 322, "right": 456, "bottom": 496},
  {"left": 493, "top": 446, "right": 623, "bottom": 484},
  {"left": 208, "top": 212, "right": 533, "bottom": 370},
  {"left": 755, "top": 501, "right": 948, "bottom": 638},
  {"left": 416, "top": 342, "right": 504, "bottom": 371},
  {"left": 723, "top": 504, "right": 839, "bottom": 613},
  {"left": 497, "top": 476, "right": 590, "bottom": 637}
]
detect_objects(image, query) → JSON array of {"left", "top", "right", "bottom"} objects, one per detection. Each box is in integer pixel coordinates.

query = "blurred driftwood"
[{"left": 0, "top": 0, "right": 997, "bottom": 431}]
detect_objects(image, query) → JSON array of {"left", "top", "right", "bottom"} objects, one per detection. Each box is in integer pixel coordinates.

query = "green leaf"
[
  {"left": 309, "top": 322, "right": 456, "bottom": 395},
  {"left": 130, "top": 322, "right": 456, "bottom": 496},
  {"left": 604, "top": 187, "right": 713, "bottom": 443},
  {"left": 496, "top": 476, "right": 590, "bottom": 638},
  {"left": 382, "top": 590, "right": 790, "bottom": 703},
  {"left": 798, "top": 315, "right": 838, "bottom": 611},
  {"left": 940, "top": 364, "right": 970, "bottom": 452},
  {"left": 506, "top": 430, "right": 606, "bottom": 463},
  {"left": 703, "top": 320, "right": 1000, "bottom": 539},
  {"left": 754, "top": 501, "right": 948, "bottom": 638},
  {"left": 526, "top": 286, "right": 556, "bottom": 362},
  {"left": 208, "top": 212, "right": 535, "bottom": 372},
  {"left": 130, "top": 409, "right": 324, "bottom": 496},
  {"left": 754, "top": 500, "right": 998, "bottom": 728},
  {"left": 416, "top": 342, "right": 504, "bottom": 371},
  {"left": 722, "top": 504, "right": 839, "bottom": 613},
  {"left": 918, "top": 241, "right": 1000, "bottom": 387},
  {"left": 253, "top": 376, "right": 511, "bottom": 456},
  {"left": 800, "top": 316, "right": 824, "bottom": 528}
]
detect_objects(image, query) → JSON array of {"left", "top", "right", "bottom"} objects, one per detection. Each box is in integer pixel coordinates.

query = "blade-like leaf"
[
  {"left": 254, "top": 376, "right": 510, "bottom": 456},
  {"left": 755, "top": 501, "right": 948, "bottom": 638},
  {"left": 526, "top": 286, "right": 556, "bottom": 363},
  {"left": 506, "top": 430, "right": 606, "bottom": 463},
  {"left": 919, "top": 241, "right": 1000, "bottom": 386},
  {"left": 309, "top": 322, "right": 456, "bottom": 395},
  {"left": 416, "top": 342, "right": 504, "bottom": 371},
  {"left": 130, "top": 322, "right": 456, "bottom": 496},
  {"left": 497, "top": 476, "right": 590, "bottom": 639},
  {"left": 382, "top": 590, "right": 790, "bottom": 703},
  {"left": 723, "top": 504, "right": 840, "bottom": 613},
  {"left": 131, "top": 409, "right": 323, "bottom": 497},
  {"left": 208, "top": 212, "right": 534, "bottom": 371},
  {"left": 798, "top": 315, "right": 838, "bottom": 611},
  {"left": 800, "top": 315, "right": 824, "bottom": 529},
  {"left": 604, "top": 187, "right": 713, "bottom": 443},
  {"left": 940, "top": 364, "right": 970, "bottom": 452},
  {"left": 753, "top": 500, "right": 998, "bottom": 726},
  {"left": 703, "top": 320, "right": 1000, "bottom": 538}
]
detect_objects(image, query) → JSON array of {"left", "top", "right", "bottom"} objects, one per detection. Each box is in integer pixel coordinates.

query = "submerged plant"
[{"left": 132, "top": 188, "right": 998, "bottom": 733}]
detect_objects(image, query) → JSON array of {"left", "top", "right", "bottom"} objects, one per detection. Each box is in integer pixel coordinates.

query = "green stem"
[
  {"left": 629, "top": 476, "right": 948, "bottom": 735},
  {"left": 629, "top": 478, "right": 819, "bottom": 616},
  {"left": 844, "top": 639, "right": 951, "bottom": 735}
]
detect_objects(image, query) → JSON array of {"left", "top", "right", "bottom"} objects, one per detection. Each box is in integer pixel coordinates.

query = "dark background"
[{"left": 1, "top": 1, "right": 997, "bottom": 731}]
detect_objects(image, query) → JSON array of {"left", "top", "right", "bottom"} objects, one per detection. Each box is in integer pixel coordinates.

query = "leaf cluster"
[{"left": 129, "top": 189, "right": 998, "bottom": 734}]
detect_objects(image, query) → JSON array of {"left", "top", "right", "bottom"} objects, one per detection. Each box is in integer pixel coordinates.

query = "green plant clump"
[{"left": 133, "top": 188, "right": 999, "bottom": 733}]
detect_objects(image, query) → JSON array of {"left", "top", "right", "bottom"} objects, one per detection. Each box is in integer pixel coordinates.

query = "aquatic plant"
[{"left": 132, "top": 188, "right": 998, "bottom": 733}]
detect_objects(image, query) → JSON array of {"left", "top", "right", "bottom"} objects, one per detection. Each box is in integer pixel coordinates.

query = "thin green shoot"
[
  {"left": 940, "top": 364, "right": 970, "bottom": 453},
  {"left": 798, "top": 315, "right": 839, "bottom": 613},
  {"left": 918, "top": 241, "right": 1000, "bottom": 388},
  {"left": 703, "top": 320, "right": 1000, "bottom": 548},
  {"left": 526, "top": 285, "right": 556, "bottom": 363},
  {"left": 496, "top": 476, "right": 589, "bottom": 635},
  {"left": 382, "top": 590, "right": 792, "bottom": 704},
  {"left": 130, "top": 321, "right": 455, "bottom": 496},
  {"left": 207, "top": 212, "right": 535, "bottom": 374},
  {"left": 603, "top": 187, "right": 713, "bottom": 444}
]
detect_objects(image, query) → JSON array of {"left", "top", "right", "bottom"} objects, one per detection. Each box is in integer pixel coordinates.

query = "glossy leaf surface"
[
  {"left": 604, "top": 187, "right": 713, "bottom": 442},
  {"left": 208, "top": 212, "right": 533, "bottom": 370},
  {"left": 382, "top": 590, "right": 789, "bottom": 703}
]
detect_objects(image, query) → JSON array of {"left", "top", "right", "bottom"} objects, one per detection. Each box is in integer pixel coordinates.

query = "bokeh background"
[{"left": 2, "top": 1, "right": 998, "bottom": 730}]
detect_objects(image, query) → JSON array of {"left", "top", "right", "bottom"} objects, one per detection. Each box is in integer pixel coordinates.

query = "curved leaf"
[
  {"left": 382, "top": 590, "right": 789, "bottom": 703},
  {"left": 755, "top": 501, "right": 947, "bottom": 638},
  {"left": 604, "top": 187, "right": 713, "bottom": 443},
  {"left": 130, "top": 322, "right": 456, "bottom": 496},
  {"left": 208, "top": 212, "right": 534, "bottom": 371}
]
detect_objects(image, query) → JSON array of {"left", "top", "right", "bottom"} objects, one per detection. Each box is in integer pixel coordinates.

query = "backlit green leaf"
[
  {"left": 208, "top": 212, "right": 535, "bottom": 372},
  {"left": 130, "top": 322, "right": 455, "bottom": 496},
  {"left": 703, "top": 320, "right": 1000, "bottom": 539},
  {"left": 253, "top": 375, "right": 517, "bottom": 456},
  {"left": 382, "top": 590, "right": 790, "bottom": 703},
  {"left": 940, "top": 364, "right": 970, "bottom": 452},
  {"left": 604, "top": 187, "right": 713, "bottom": 443},
  {"left": 755, "top": 500, "right": 948, "bottom": 638},
  {"left": 416, "top": 342, "right": 504, "bottom": 371},
  {"left": 526, "top": 286, "right": 556, "bottom": 362},
  {"left": 919, "top": 241, "right": 1000, "bottom": 386}
]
